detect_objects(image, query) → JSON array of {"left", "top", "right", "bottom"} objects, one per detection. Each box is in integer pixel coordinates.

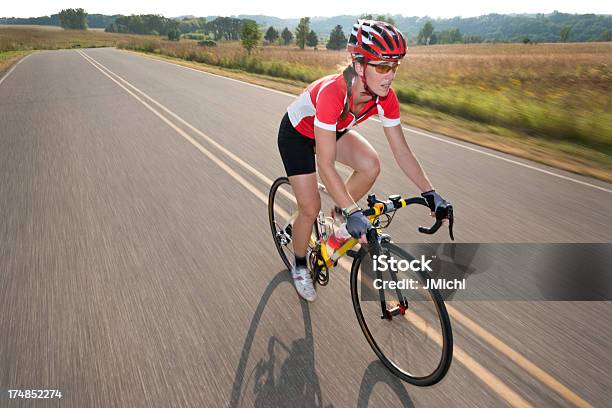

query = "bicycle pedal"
[
  {"left": 381, "top": 309, "right": 393, "bottom": 321},
  {"left": 398, "top": 303, "right": 407, "bottom": 315}
]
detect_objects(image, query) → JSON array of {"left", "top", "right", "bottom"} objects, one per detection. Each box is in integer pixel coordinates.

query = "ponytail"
[{"left": 339, "top": 64, "right": 356, "bottom": 120}]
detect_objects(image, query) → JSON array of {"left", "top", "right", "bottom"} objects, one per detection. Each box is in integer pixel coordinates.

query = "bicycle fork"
[
  {"left": 366, "top": 229, "right": 408, "bottom": 321},
  {"left": 379, "top": 261, "right": 409, "bottom": 321}
]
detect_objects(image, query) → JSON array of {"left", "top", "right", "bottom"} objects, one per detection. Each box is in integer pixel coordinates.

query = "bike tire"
[
  {"left": 268, "top": 177, "right": 294, "bottom": 270},
  {"left": 350, "top": 242, "right": 453, "bottom": 386},
  {"left": 268, "top": 177, "right": 320, "bottom": 272}
]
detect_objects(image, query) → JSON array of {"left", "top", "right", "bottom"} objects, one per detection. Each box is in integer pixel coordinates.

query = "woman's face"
[{"left": 362, "top": 61, "right": 400, "bottom": 97}]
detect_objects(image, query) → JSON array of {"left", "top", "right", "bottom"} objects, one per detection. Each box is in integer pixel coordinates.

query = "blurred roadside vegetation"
[{"left": 117, "top": 38, "right": 611, "bottom": 156}]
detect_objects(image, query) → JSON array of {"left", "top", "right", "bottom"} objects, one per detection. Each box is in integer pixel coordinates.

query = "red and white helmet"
[{"left": 347, "top": 20, "right": 407, "bottom": 62}]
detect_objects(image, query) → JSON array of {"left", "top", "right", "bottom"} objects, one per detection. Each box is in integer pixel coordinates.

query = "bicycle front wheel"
[{"left": 350, "top": 242, "right": 453, "bottom": 386}]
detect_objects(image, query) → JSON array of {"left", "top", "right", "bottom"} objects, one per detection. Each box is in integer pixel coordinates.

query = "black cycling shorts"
[{"left": 277, "top": 112, "right": 347, "bottom": 177}]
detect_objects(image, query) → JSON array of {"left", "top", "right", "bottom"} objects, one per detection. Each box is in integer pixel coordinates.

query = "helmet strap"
[{"left": 355, "top": 59, "right": 376, "bottom": 97}]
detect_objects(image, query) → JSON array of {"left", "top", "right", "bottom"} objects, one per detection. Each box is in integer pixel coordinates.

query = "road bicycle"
[{"left": 268, "top": 176, "right": 455, "bottom": 386}]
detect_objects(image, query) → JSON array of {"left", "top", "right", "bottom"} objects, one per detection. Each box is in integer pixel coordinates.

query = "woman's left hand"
[{"left": 422, "top": 190, "right": 450, "bottom": 225}]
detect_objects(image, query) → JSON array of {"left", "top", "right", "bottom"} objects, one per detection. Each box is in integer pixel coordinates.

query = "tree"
[
  {"left": 326, "top": 25, "right": 347, "bottom": 50},
  {"left": 360, "top": 13, "right": 395, "bottom": 25},
  {"left": 106, "top": 14, "right": 177, "bottom": 36},
  {"left": 376, "top": 15, "right": 396, "bottom": 25},
  {"left": 167, "top": 29, "right": 180, "bottom": 41},
  {"left": 240, "top": 20, "right": 261, "bottom": 55},
  {"left": 58, "top": 8, "right": 87, "bottom": 30},
  {"left": 417, "top": 21, "right": 434, "bottom": 45},
  {"left": 295, "top": 17, "right": 310, "bottom": 49},
  {"left": 205, "top": 17, "right": 243, "bottom": 41},
  {"left": 464, "top": 35, "right": 483, "bottom": 44},
  {"left": 178, "top": 18, "right": 205, "bottom": 34},
  {"left": 307, "top": 30, "right": 318, "bottom": 49},
  {"left": 264, "top": 26, "right": 279, "bottom": 44},
  {"left": 560, "top": 26, "right": 572, "bottom": 42},
  {"left": 437, "top": 28, "right": 463, "bottom": 44},
  {"left": 602, "top": 29, "right": 612, "bottom": 41},
  {"left": 281, "top": 27, "right": 293, "bottom": 45}
]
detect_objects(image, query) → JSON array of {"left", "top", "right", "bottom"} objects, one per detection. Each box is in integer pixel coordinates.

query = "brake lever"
[
  {"left": 366, "top": 228, "right": 381, "bottom": 256},
  {"left": 447, "top": 205, "right": 455, "bottom": 241},
  {"left": 417, "top": 202, "right": 455, "bottom": 241}
]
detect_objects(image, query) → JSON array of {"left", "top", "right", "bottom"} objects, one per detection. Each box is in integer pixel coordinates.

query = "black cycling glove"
[
  {"left": 421, "top": 190, "right": 446, "bottom": 212},
  {"left": 346, "top": 210, "right": 371, "bottom": 239}
]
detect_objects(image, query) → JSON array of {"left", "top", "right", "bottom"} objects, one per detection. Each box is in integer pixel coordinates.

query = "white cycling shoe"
[{"left": 291, "top": 266, "right": 317, "bottom": 302}]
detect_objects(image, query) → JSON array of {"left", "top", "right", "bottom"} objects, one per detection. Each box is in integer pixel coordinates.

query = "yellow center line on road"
[
  {"left": 76, "top": 49, "right": 590, "bottom": 408},
  {"left": 341, "top": 254, "right": 533, "bottom": 407},
  {"left": 446, "top": 304, "right": 594, "bottom": 408},
  {"left": 403, "top": 308, "right": 534, "bottom": 408}
]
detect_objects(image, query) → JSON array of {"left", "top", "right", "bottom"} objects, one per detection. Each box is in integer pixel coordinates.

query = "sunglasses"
[{"left": 367, "top": 62, "right": 400, "bottom": 74}]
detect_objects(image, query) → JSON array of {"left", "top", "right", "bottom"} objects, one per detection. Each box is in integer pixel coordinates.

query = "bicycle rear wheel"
[
  {"left": 268, "top": 177, "right": 319, "bottom": 271},
  {"left": 350, "top": 242, "right": 453, "bottom": 386}
]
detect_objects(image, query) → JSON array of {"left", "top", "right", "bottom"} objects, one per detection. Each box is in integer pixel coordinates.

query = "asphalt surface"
[{"left": 0, "top": 48, "right": 610, "bottom": 407}]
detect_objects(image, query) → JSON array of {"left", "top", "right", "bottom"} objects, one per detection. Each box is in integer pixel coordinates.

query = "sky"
[{"left": 2, "top": 1, "right": 611, "bottom": 19}]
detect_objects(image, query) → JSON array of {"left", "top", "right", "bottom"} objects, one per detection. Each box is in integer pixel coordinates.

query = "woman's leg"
[
  {"left": 288, "top": 173, "right": 320, "bottom": 258},
  {"left": 287, "top": 173, "right": 319, "bottom": 301},
  {"left": 335, "top": 130, "right": 381, "bottom": 202}
]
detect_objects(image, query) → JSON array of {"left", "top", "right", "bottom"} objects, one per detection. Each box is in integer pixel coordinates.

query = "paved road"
[{"left": 0, "top": 48, "right": 610, "bottom": 407}]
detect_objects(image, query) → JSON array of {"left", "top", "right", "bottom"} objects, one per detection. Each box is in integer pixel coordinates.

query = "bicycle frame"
[
  {"left": 317, "top": 197, "right": 430, "bottom": 268},
  {"left": 316, "top": 194, "right": 454, "bottom": 320}
]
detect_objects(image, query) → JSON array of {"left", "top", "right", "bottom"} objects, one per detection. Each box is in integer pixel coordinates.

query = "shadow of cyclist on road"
[
  {"left": 229, "top": 270, "right": 330, "bottom": 408},
  {"left": 251, "top": 336, "right": 329, "bottom": 408},
  {"left": 229, "top": 270, "right": 418, "bottom": 407},
  {"left": 357, "top": 361, "right": 415, "bottom": 408}
]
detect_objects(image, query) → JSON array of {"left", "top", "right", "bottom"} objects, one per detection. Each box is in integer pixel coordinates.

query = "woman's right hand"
[{"left": 346, "top": 210, "right": 371, "bottom": 242}]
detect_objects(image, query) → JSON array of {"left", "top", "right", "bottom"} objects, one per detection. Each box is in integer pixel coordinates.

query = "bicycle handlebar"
[{"left": 361, "top": 194, "right": 454, "bottom": 241}]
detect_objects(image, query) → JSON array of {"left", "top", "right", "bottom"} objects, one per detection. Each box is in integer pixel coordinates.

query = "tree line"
[
  {"left": 413, "top": 20, "right": 604, "bottom": 44},
  {"left": 416, "top": 22, "right": 484, "bottom": 45},
  {"left": 401, "top": 12, "right": 612, "bottom": 43},
  {"left": 242, "top": 17, "right": 348, "bottom": 54},
  {"left": 5, "top": 9, "right": 610, "bottom": 45},
  {"left": 263, "top": 19, "right": 348, "bottom": 50},
  {"left": 0, "top": 13, "right": 117, "bottom": 29},
  {"left": 105, "top": 14, "right": 181, "bottom": 38}
]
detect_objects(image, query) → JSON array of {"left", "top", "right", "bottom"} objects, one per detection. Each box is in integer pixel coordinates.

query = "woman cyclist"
[{"left": 277, "top": 20, "right": 450, "bottom": 302}]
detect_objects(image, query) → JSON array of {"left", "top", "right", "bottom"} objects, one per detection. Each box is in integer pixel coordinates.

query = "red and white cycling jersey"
[{"left": 287, "top": 73, "right": 401, "bottom": 139}]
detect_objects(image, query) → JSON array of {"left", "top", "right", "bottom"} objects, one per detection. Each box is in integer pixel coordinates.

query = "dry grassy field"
[
  {"left": 0, "top": 26, "right": 156, "bottom": 74},
  {"left": 0, "top": 25, "right": 150, "bottom": 53}
]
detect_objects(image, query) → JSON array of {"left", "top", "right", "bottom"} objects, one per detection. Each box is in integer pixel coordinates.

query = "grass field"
[
  {"left": 1, "top": 26, "right": 610, "bottom": 181},
  {"left": 0, "top": 25, "right": 150, "bottom": 54},
  {"left": 0, "top": 26, "right": 156, "bottom": 78}
]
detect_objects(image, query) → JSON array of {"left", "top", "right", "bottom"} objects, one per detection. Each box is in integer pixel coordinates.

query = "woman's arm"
[
  {"left": 314, "top": 126, "right": 356, "bottom": 209},
  {"left": 383, "top": 124, "right": 434, "bottom": 193}
]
